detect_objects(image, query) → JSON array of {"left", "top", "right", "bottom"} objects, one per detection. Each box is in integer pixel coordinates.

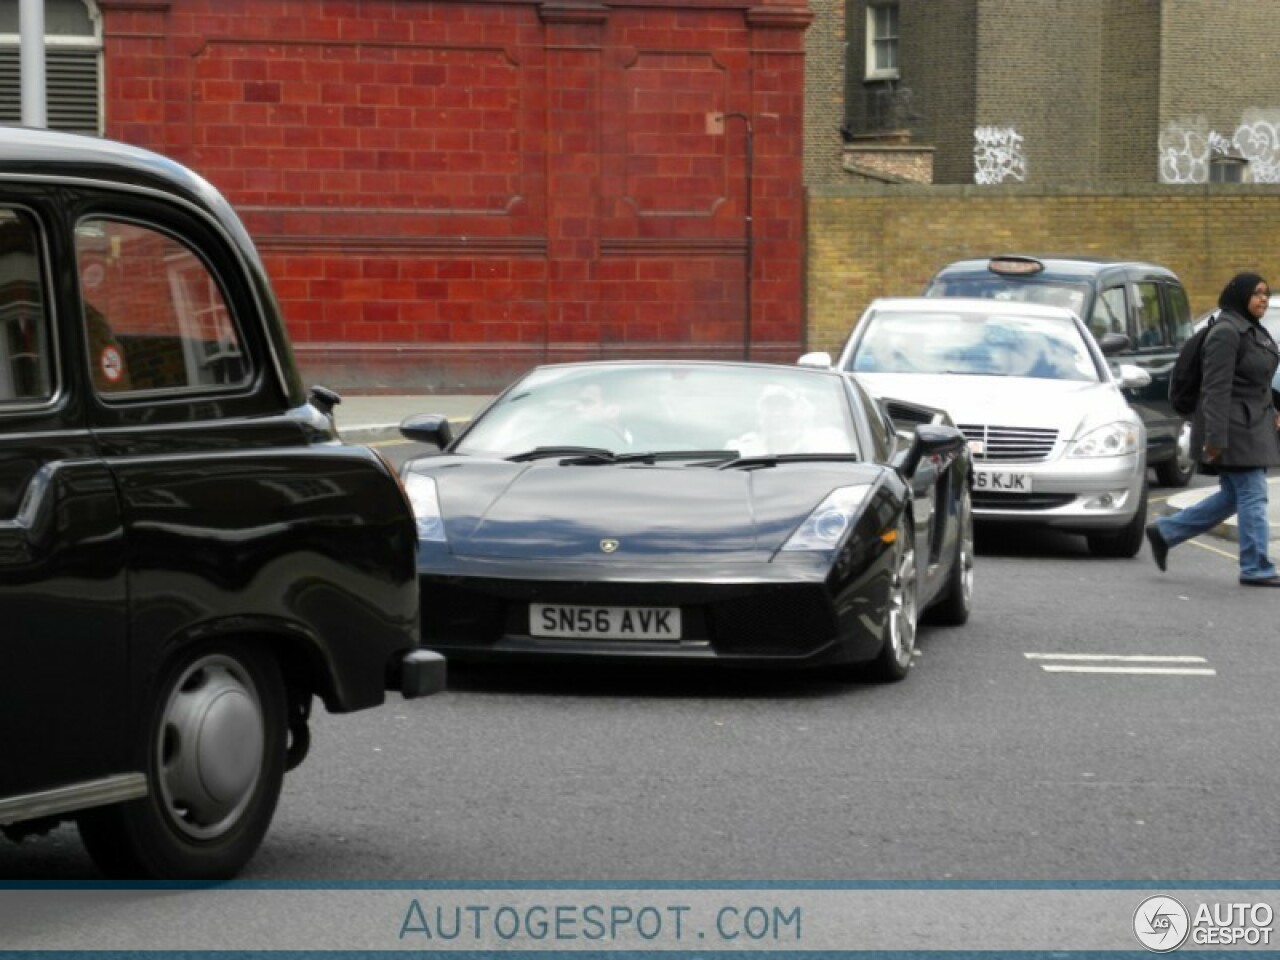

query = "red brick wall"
[{"left": 98, "top": 0, "right": 811, "bottom": 391}]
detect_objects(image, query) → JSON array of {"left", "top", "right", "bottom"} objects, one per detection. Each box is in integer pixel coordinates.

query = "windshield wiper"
[
  {"left": 509, "top": 447, "right": 759, "bottom": 466},
  {"left": 558, "top": 449, "right": 743, "bottom": 466},
  {"left": 618, "top": 449, "right": 739, "bottom": 464},
  {"left": 506, "top": 446, "right": 616, "bottom": 462},
  {"left": 718, "top": 453, "right": 861, "bottom": 470}
]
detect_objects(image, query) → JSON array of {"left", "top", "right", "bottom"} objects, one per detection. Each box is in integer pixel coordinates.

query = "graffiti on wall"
[
  {"left": 1159, "top": 111, "right": 1280, "bottom": 183},
  {"left": 1234, "top": 112, "right": 1280, "bottom": 182},
  {"left": 974, "top": 126, "right": 1027, "bottom": 185}
]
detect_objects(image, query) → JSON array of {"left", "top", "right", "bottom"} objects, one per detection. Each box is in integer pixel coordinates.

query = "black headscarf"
[{"left": 1218, "top": 271, "right": 1267, "bottom": 319}]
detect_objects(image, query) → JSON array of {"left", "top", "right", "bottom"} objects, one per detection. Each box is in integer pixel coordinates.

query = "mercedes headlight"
[
  {"left": 781, "top": 484, "right": 874, "bottom": 552},
  {"left": 403, "top": 472, "right": 447, "bottom": 542},
  {"left": 1067, "top": 421, "right": 1141, "bottom": 458}
]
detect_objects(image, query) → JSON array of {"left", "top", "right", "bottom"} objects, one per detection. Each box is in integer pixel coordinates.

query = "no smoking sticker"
[{"left": 100, "top": 345, "right": 124, "bottom": 383}]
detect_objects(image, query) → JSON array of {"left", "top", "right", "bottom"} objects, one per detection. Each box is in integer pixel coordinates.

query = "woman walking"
[{"left": 1146, "top": 271, "right": 1280, "bottom": 585}]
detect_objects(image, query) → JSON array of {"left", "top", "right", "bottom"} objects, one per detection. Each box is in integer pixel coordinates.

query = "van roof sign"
[{"left": 988, "top": 256, "right": 1044, "bottom": 275}]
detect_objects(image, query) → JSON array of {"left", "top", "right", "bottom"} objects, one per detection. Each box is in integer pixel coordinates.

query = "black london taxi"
[
  {"left": 0, "top": 127, "right": 444, "bottom": 879},
  {"left": 924, "top": 255, "right": 1196, "bottom": 487}
]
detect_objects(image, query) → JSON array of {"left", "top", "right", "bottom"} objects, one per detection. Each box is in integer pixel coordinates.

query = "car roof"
[
  {"left": 528, "top": 358, "right": 849, "bottom": 381},
  {"left": 0, "top": 125, "right": 252, "bottom": 245},
  {"left": 0, "top": 126, "right": 303, "bottom": 402},
  {"left": 865, "top": 296, "right": 1081, "bottom": 321},
  {"left": 933, "top": 254, "right": 1177, "bottom": 280}
]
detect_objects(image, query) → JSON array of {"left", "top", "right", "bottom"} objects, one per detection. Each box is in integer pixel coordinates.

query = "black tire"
[
  {"left": 78, "top": 641, "right": 287, "bottom": 880},
  {"left": 1153, "top": 422, "right": 1195, "bottom": 488},
  {"left": 924, "top": 486, "right": 973, "bottom": 626},
  {"left": 866, "top": 515, "right": 919, "bottom": 683},
  {"left": 1086, "top": 482, "right": 1149, "bottom": 558}
]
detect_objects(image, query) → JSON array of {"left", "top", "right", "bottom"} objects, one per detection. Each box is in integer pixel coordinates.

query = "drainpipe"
[
  {"left": 19, "top": 0, "right": 47, "bottom": 128},
  {"left": 722, "top": 112, "right": 754, "bottom": 361}
]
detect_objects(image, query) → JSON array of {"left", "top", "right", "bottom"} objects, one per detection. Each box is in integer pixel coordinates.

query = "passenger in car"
[
  {"left": 730, "top": 384, "right": 850, "bottom": 455},
  {"left": 568, "top": 381, "right": 634, "bottom": 449}
]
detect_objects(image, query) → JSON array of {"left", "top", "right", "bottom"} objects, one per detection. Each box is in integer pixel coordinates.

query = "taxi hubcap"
[{"left": 156, "top": 654, "right": 264, "bottom": 840}]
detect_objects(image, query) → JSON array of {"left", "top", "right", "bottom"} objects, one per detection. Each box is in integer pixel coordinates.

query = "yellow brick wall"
[{"left": 806, "top": 184, "right": 1280, "bottom": 354}]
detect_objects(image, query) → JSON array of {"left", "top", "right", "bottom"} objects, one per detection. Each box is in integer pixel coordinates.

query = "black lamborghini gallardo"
[{"left": 400, "top": 361, "right": 973, "bottom": 682}]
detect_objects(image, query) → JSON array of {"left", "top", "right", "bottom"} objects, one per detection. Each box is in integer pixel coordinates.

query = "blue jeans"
[{"left": 1155, "top": 467, "right": 1277, "bottom": 580}]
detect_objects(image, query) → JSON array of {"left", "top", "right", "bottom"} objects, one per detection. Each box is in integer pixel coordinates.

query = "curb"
[
  {"left": 337, "top": 423, "right": 405, "bottom": 444},
  {"left": 331, "top": 395, "right": 489, "bottom": 445}
]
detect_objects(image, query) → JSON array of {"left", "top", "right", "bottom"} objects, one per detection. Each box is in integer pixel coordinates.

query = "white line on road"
[
  {"left": 1024, "top": 653, "right": 1209, "bottom": 663},
  {"left": 1038, "top": 665, "right": 1216, "bottom": 676},
  {"left": 1024, "top": 653, "right": 1215, "bottom": 676}
]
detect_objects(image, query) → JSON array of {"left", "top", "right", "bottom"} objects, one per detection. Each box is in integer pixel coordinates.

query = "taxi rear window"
[{"left": 926, "top": 275, "right": 1091, "bottom": 317}]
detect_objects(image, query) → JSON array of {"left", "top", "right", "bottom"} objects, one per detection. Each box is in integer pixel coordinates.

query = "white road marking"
[
  {"left": 1038, "top": 665, "right": 1216, "bottom": 676},
  {"left": 1024, "top": 654, "right": 1208, "bottom": 663},
  {"left": 1025, "top": 653, "right": 1215, "bottom": 676}
]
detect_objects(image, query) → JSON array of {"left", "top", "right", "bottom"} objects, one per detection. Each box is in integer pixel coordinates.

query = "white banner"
[{"left": 1, "top": 885, "right": 1278, "bottom": 952}]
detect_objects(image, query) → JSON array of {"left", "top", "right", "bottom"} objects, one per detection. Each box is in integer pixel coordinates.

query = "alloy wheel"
[{"left": 887, "top": 532, "right": 919, "bottom": 669}]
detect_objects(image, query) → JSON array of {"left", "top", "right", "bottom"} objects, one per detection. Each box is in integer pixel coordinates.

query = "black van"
[{"left": 924, "top": 255, "right": 1194, "bottom": 487}]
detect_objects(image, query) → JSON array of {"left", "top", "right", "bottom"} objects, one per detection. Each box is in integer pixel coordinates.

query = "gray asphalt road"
[{"left": 4, "top": 475, "right": 1277, "bottom": 883}]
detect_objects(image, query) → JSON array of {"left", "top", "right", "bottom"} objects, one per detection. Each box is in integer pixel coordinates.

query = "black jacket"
[{"left": 1191, "top": 308, "right": 1280, "bottom": 468}]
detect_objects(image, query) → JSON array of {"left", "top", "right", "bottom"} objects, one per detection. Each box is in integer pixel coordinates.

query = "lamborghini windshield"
[{"left": 456, "top": 364, "right": 861, "bottom": 460}]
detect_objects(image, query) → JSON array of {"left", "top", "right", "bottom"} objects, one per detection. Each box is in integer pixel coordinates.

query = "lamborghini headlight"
[
  {"left": 403, "top": 472, "right": 447, "bottom": 542},
  {"left": 1067, "top": 421, "right": 1141, "bottom": 458},
  {"left": 781, "top": 484, "right": 874, "bottom": 552}
]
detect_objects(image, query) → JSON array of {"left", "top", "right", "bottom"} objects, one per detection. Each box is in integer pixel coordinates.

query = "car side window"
[
  {"left": 1167, "top": 283, "right": 1192, "bottom": 342},
  {"left": 75, "top": 218, "right": 248, "bottom": 395},
  {"left": 1133, "top": 281, "right": 1170, "bottom": 348},
  {"left": 1089, "top": 286, "right": 1127, "bottom": 341},
  {"left": 0, "top": 209, "right": 52, "bottom": 404}
]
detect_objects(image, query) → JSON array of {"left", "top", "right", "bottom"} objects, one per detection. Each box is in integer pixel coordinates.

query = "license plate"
[
  {"left": 530, "top": 604, "right": 681, "bottom": 640},
  {"left": 973, "top": 469, "right": 1032, "bottom": 493}
]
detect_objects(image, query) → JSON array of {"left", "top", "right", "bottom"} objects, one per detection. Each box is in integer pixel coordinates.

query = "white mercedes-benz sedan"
[{"left": 802, "top": 297, "right": 1151, "bottom": 558}]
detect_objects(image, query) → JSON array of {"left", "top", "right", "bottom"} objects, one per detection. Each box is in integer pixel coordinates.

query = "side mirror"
[
  {"left": 797, "top": 351, "right": 833, "bottom": 368},
  {"left": 898, "top": 423, "right": 966, "bottom": 478},
  {"left": 400, "top": 413, "right": 453, "bottom": 449},
  {"left": 308, "top": 384, "right": 342, "bottom": 417},
  {"left": 1115, "top": 363, "right": 1152, "bottom": 390},
  {"left": 1097, "top": 332, "right": 1132, "bottom": 355}
]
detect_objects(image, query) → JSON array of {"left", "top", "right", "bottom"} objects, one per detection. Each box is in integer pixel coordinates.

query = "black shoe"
[
  {"left": 1240, "top": 575, "right": 1280, "bottom": 587},
  {"left": 1145, "top": 523, "right": 1168, "bottom": 572}
]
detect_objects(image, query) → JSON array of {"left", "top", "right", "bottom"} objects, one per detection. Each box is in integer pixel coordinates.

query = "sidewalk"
[{"left": 1158, "top": 476, "right": 1280, "bottom": 543}]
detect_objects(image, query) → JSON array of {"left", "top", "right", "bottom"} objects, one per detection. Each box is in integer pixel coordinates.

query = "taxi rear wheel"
[{"left": 78, "top": 641, "right": 287, "bottom": 880}]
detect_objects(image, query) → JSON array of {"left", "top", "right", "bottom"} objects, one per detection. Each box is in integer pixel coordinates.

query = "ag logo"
[
  {"left": 599, "top": 538, "right": 619, "bottom": 554},
  {"left": 1133, "top": 895, "right": 1190, "bottom": 952}
]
